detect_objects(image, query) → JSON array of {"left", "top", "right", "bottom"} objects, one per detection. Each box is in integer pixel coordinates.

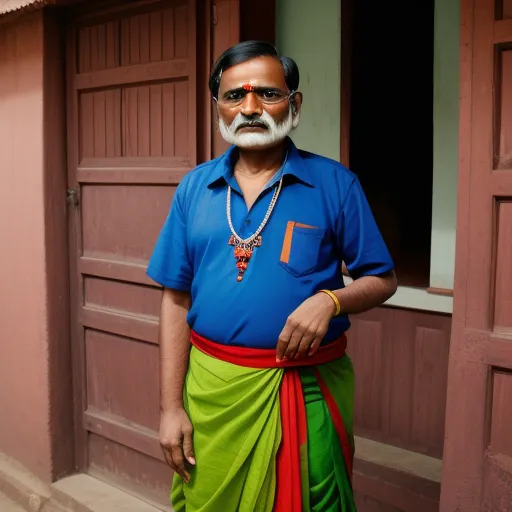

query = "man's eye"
[
  {"left": 226, "top": 91, "right": 244, "bottom": 101},
  {"left": 261, "top": 90, "right": 279, "bottom": 99}
]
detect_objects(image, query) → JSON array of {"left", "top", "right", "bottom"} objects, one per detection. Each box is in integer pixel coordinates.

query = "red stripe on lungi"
[
  {"left": 313, "top": 368, "right": 353, "bottom": 481},
  {"left": 274, "top": 369, "right": 306, "bottom": 511}
]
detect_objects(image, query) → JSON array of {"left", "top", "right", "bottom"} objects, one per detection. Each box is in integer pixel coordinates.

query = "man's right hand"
[{"left": 159, "top": 408, "right": 196, "bottom": 482}]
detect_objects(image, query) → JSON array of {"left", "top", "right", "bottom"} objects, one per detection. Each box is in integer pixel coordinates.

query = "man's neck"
[{"left": 235, "top": 141, "right": 287, "bottom": 177}]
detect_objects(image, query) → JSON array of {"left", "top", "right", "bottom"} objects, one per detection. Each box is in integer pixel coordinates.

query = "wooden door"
[
  {"left": 441, "top": 0, "right": 512, "bottom": 510},
  {"left": 66, "top": 1, "right": 197, "bottom": 506}
]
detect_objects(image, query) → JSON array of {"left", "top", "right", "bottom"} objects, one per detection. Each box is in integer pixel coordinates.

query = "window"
[{"left": 347, "top": 0, "right": 435, "bottom": 288}]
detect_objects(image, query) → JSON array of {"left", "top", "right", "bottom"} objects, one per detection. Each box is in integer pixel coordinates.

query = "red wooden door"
[
  {"left": 441, "top": 0, "right": 512, "bottom": 510},
  {"left": 66, "top": 1, "right": 196, "bottom": 506}
]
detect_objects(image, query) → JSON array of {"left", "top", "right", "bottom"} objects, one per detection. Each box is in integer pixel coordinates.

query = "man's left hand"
[{"left": 276, "top": 292, "right": 335, "bottom": 362}]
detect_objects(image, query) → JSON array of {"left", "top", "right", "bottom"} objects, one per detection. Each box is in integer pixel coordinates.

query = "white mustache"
[
  {"left": 235, "top": 119, "right": 270, "bottom": 131},
  {"left": 231, "top": 114, "right": 271, "bottom": 132}
]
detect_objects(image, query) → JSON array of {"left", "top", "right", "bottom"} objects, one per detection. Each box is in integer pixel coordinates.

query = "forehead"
[{"left": 219, "top": 56, "right": 287, "bottom": 91}]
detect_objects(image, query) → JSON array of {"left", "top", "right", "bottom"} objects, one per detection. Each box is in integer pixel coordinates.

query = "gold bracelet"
[{"left": 318, "top": 289, "right": 341, "bottom": 317}]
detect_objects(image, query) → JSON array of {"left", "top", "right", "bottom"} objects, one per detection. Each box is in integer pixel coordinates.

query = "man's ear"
[{"left": 291, "top": 92, "right": 303, "bottom": 115}]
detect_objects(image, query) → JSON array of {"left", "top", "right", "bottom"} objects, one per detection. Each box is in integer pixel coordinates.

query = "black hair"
[{"left": 209, "top": 40, "right": 300, "bottom": 100}]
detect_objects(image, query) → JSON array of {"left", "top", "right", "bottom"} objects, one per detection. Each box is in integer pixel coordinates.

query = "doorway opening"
[{"left": 347, "top": 1, "right": 435, "bottom": 288}]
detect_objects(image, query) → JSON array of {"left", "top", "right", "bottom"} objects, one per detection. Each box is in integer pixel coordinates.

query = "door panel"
[
  {"left": 441, "top": 0, "right": 512, "bottom": 510},
  {"left": 67, "top": 1, "right": 196, "bottom": 506}
]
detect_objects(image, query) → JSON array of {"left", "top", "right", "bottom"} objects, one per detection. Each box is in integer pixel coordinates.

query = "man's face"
[{"left": 216, "top": 56, "right": 302, "bottom": 149}]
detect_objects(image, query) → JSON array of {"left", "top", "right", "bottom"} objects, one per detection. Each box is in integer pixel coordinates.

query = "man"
[{"left": 147, "top": 40, "right": 397, "bottom": 512}]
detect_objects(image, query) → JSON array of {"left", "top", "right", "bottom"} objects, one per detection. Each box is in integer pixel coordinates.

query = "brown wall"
[{"left": 0, "top": 9, "right": 72, "bottom": 482}]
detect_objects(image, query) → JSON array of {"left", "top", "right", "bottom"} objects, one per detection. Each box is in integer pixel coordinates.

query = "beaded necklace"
[{"left": 226, "top": 176, "right": 284, "bottom": 282}]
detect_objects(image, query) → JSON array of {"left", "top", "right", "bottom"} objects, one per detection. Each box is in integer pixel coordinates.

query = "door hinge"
[{"left": 66, "top": 188, "right": 80, "bottom": 207}]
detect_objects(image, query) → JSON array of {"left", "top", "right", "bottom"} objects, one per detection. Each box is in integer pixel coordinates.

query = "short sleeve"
[
  {"left": 146, "top": 185, "right": 193, "bottom": 291},
  {"left": 337, "top": 177, "right": 394, "bottom": 279}
]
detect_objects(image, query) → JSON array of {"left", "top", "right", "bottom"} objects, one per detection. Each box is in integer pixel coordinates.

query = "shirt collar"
[{"left": 206, "top": 137, "right": 314, "bottom": 189}]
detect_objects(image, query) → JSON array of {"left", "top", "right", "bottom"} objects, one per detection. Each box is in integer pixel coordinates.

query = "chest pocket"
[{"left": 279, "top": 221, "right": 326, "bottom": 277}]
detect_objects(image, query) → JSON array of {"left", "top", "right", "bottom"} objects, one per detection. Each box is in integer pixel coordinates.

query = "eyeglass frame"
[{"left": 213, "top": 86, "right": 297, "bottom": 107}]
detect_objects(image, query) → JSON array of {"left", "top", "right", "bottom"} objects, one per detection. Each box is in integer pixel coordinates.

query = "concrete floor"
[{"left": 0, "top": 492, "right": 25, "bottom": 511}]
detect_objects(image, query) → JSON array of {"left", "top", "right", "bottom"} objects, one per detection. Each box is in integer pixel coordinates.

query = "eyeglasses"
[{"left": 215, "top": 87, "right": 295, "bottom": 106}]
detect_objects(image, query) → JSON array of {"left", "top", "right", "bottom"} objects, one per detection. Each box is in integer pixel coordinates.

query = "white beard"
[{"left": 218, "top": 107, "right": 300, "bottom": 149}]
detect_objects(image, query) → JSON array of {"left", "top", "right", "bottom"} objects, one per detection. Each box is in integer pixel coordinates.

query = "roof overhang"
[{"left": 0, "top": 0, "right": 57, "bottom": 16}]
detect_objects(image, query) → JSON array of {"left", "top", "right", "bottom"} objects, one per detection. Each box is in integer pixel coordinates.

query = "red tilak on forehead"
[{"left": 242, "top": 83, "right": 255, "bottom": 91}]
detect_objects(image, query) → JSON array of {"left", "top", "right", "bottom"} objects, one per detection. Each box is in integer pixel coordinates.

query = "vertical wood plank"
[
  {"left": 80, "top": 93, "right": 95, "bottom": 159},
  {"left": 125, "top": 87, "right": 139, "bottom": 157},
  {"left": 149, "top": 11, "right": 163, "bottom": 62},
  {"left": 196, "top": 0, "right": 212, "bottom": 164},
  {"left": 121, "top": 18, "right": 131, "bottom": 66},
  {"left": 411, "top": 327, "right": 449, "bottom": 457},
  {"left": 490, "top": 372, "right": 512, "bottom": 457},
  {"left": 150, "top": 85, "right": 163, "bottom": 157},
  {"left": 350, "top": 319, "right": 383, "bottom": 431},
  {"left": 105, "top": 90, "right": 115, "bottom": 158},
  {"left": 139, "top": 14, "right": 150, "bottom": 63},
  {"left": 113, "top": 89, "right": 122, "bottom": 158},
  {"left": 90, "top": 25, "right": 99, "bottom": 71},
  {"left": 174, "top": 81, "right": 188, "bottom": 157},
  {"left": 138, "top": 86, "right": 151, "bottom": 157},
  {"left": 387, "top": 314, "right": 414, "bottom": 445},
  {"left": 97, "top": 24, "right": 107, "bottom": 70},
  {"left": 211, "top": 0, "right": 240, "bottom": 158},
  {"left": 162, "top": 8, "right": 175, "bottom": 60},
  {"left": 93, "top": 91, "right": 106, "bottom": 158},
  {"left": 105, "top": 21, "right": 119, "bottom": 68},
  {"left": 503, "top": 0, "right": 512, "bottom": 18},
  {"left": 494, "top": 202, "right": 512, "bottom": 329},
  {"left": 497, "top": 50, "right": 512, "bottom": 169},
  {"left": 121, "top": 88, "right": 127, "bottom": 156},
  {"left": 186, "top": 0, "right": 197, "bottom": 166},
  {"left": 175, "top": 4, "right": 188, "bottom": 59},
  {"left": 162, "top": 83, "right": 175, "bottom": 156},
  {"left": 78, "top": 27, "right": 91, "bottom": 73},
  {"left": 105, "top": 89, "right": 122, "bottom": 158},
  {"left": 130, "top": 15, "right": 141, "bottom": 65}
]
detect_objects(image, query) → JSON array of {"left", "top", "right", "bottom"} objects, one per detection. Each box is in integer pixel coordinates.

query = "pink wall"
[{"left": 0, "top": 10, "right": 72, "bottom": 482}]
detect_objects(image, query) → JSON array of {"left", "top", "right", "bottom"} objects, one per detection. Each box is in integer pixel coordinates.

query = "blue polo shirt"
[{"left": 147, "top": 138, "right": 393, "bottom": 349}]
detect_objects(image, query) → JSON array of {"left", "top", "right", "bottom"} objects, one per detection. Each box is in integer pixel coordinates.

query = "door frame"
[
  {"left": 441, "top": 0, "right": 512, "bottom": 509},
  {"left": 340, "top": 0, "right": 352, "bottom": 168}
]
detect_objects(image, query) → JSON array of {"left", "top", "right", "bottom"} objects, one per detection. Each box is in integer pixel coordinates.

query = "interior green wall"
[
  {"left": 275, "top": 0, "right": 341, "bottom": 161},
  {"left": 430, "top": 0, "right": 459, "bottom": 290}
]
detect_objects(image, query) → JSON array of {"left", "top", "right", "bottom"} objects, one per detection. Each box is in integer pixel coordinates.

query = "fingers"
[
  {"left": 278, "top": 324, "right": 330, "bottom": 362},
  {"left": 182, "top": 424, "right": 196, "bottom": 466},
  {"left": 162, "top": 446, "right": 181, "bottom": 479},
  {"left": 171, "top": 441, "right": 190, "bottom": 482},
  {"left": 308, "top": 336, "right": 323, "bottom": 356},
  {"left": 160, "top": 411, "right": 195, "bottom": 483},
  {"left": 276, "top": 321, "right": 296, "bottom": 361},
  {"left": 294, "top": 326, "right": 318, "bottom": 359},
  {"left": 162, "top": 438, "right": 190, "bottom": 482},
  {"left": 283, "top": 323, "right": 304, "bottom": 361},
  {"left": 278, "top": 317, "right": 328, "bottom": 361}
]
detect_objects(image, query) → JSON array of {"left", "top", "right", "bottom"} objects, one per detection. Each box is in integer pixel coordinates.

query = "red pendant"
[{"left": 228, "top": 235, "right": 262, "bottom": 281}]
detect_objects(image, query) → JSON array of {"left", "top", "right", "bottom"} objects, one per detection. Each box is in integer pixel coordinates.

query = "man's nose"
[{"left": 240, "top": 92, "right": 263, "bottom": 117}]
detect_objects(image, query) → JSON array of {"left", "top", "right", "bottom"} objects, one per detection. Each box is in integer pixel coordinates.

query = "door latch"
[{"left": 66, "top": 188, "right": 80, "bottom": 207}]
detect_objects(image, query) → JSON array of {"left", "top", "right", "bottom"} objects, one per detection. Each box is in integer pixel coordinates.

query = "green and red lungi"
[{"left": 171, "top": 331, "right": 357, "bottom": 512}]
